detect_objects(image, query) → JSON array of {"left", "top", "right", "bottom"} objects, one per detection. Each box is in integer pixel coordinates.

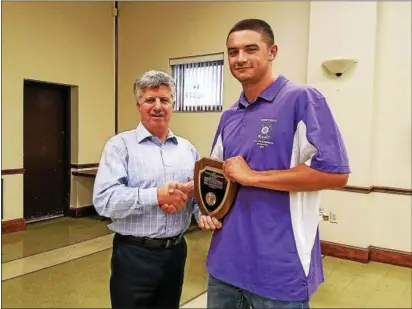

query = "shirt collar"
[
  {"left": 135, "top": 122, "right": 178, "bottom": 144},
  {"left": 238, "top": 75, "right": 289, "bottom": 109}
]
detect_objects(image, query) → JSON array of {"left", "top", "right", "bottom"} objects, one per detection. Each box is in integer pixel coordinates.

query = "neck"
[
  {"left": 243, "top": 71, "right": 277, "bottom": 103},
  {"left": 142, "top": 122, "right": 168, "bottom": 142},
  {"left": 153, "top": 128, "right": 168, "bottom": 142},
  {"left": 156, "top": 131, "right": 168, "bottom": 143}
]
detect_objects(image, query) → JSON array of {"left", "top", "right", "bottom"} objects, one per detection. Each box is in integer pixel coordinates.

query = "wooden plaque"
[{"left": 194, "top": 157, "right": 238, "bottom": 220}]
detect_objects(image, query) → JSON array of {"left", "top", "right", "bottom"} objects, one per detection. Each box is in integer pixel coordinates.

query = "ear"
[
  {"left": 269, "top": 45, "right": 278, "bottom": 61},
  {"left": 136, "top": 101, "right": 141, "bottom": 112}
]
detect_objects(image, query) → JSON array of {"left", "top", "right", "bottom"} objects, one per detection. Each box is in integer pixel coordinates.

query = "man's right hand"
[
  {"left": 157, "top": 182, "right": 188, "bottom": 213},
  {"left": 199, "top": 215, "right": 223, "bottom": 230}
]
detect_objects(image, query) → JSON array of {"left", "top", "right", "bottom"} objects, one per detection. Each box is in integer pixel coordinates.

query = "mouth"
[
  {"left": 235, "top": 67, "right": 252, "bottom": 71},
  {"left": 150, "top": 114, "right": 165, "bottom": 118}
]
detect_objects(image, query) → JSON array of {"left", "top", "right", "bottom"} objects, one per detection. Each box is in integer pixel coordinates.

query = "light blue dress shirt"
[{"left": 93, "top": 122, "right": 199, "bottom": 238}]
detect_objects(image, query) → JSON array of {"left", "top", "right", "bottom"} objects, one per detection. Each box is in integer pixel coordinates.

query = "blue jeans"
[{"left": 207, "top": 275, "right": 310, "bottom": 309}]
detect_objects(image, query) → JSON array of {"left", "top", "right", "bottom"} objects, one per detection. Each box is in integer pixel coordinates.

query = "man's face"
[
  {"left": 137, "top": 85, "right": 174, "bottom": 135},
  {"left": 226, "top": 30, "right": 277, "bottom": 84}
]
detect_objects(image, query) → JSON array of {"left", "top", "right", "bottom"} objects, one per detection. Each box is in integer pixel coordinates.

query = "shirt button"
[{"left": 243, "top": 123, "right": 247, "bottom": 127}]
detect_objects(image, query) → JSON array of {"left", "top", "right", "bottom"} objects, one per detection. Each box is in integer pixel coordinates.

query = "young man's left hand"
[{"left": 223, "top": 156, "right": 255, "bottom": 185}]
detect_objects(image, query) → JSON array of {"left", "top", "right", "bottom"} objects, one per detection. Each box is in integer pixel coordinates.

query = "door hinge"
[{"left": 113, "top": 7, "right": 118, "bottom": 17}]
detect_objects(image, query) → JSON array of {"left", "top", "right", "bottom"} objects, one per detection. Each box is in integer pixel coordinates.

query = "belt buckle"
[{"left": 166, "top": 239, "right": 172, "bottom": 248}]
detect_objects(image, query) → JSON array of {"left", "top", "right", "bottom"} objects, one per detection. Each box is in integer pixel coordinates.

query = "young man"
[
  {"left": 198, "top": 19, "right": 350, "bottom": 309},
  {"left": 93, "top": 70, "right": 197, "bottom": 309}
]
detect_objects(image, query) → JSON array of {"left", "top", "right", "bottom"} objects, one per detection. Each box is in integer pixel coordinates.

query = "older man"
[{"left": 93, "top": 70, "right": 198, "bottom": 309}]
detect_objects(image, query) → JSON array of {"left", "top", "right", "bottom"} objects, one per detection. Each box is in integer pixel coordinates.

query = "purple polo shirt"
[{"left": 207, "top": 75, "right": 350, "bottom": 301}]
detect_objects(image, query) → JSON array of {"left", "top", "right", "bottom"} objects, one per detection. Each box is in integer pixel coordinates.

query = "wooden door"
[{"left": 23, "top": 80, "right": 70, "bottom": 222}]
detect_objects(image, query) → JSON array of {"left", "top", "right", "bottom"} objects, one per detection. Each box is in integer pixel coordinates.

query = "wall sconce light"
[{"left": 321, "top": 59, "right": 358, "bottom": 77}]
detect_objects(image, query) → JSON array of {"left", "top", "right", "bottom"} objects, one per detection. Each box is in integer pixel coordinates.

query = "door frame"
[{"left": 23, "top": 79, "right": 72, "bottom": 220}]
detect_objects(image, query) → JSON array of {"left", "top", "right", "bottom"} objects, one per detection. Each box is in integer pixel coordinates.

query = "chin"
[
  {"left": 235, "top": 75, "right": 254, "bottom": 83},
  {"left": 149, "top": 122, "right": 167, "bottom": 133},
  {"left": 151, "top": 120, "right": 166, "bottom": 127}
]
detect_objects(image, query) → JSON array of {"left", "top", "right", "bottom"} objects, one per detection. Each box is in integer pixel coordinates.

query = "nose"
[
  {"left": 153, "top": 98, "right": 162, "bottom": 109},
  {"left": 237, "top": 50, "right": 247, "bottom": 64}
]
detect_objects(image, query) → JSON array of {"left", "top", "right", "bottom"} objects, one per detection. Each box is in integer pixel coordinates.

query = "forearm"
[
  {"left": 93, "top": 185, "right": 157, "bottom": 219},
  {"left": 246, "top": 163, "right": 349, "bottom": 192}
]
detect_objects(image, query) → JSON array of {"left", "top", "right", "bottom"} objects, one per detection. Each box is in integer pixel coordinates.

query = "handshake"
[
  {"left": 156, "top": 180, "right": 194, "bottom": 214},
  {"left": 156, "top": 180, "right": 223, "bottom": 231}
]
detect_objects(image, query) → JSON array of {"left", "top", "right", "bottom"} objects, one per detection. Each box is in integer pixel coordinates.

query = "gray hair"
[{"left": 133, "top": 70, "right": 176, "bottom": 103}]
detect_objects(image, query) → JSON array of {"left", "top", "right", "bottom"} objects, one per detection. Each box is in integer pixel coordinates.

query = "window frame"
[{"left": 169, "top": 53, "right": 224, "bottom": 113}]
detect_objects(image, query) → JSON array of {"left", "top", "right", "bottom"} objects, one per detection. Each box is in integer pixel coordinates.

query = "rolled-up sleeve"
[{"left": 92, "top": 136, "right": 158, "bottom": 219}]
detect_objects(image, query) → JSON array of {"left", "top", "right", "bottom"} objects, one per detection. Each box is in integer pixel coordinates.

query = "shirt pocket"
[{"left": 163, "top": 147, "right": 196, "bottom": 183}]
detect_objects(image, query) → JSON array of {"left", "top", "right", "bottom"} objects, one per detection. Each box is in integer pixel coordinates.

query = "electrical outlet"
[
  {"left": 319, "top": 207, "right": 324, "bottom": 216},
  {"left": 330, "top": 212, "right": 338, "bottom": 223}
]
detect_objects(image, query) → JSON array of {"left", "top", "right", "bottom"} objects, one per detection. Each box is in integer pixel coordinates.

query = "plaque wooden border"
[{"left": 194, "top": 157, "right": 238, "bottom": 220}]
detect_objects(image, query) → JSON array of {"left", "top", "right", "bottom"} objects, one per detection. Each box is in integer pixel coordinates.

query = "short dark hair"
[{"left": 227, "top": 18, "right": 275, "bottom": 46}]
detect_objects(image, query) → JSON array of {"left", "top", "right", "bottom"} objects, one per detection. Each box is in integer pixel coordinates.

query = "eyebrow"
[
  {"left": 144, "top": 96, "right": 171, "bottom": 101},
  {"left": 228, "top": 44, "right": 259, "bottom": 50}
]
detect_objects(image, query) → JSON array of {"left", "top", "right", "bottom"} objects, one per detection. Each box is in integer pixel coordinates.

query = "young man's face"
[{"left": 226, "top": 30, "right": 277, "bottom": 84}]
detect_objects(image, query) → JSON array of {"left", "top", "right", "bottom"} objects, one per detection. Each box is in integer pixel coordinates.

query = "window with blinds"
[{"left": 170, "top": 53, "right": 224, "bottom": 112}]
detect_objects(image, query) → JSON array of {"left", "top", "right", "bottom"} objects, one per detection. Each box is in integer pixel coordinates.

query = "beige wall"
[
  {"left": 308, "top": 1, "right": 411, "bottom": 252},
  {"left": 117, "top": 1, "right": 310, "bottom": 156},
  {"left": 307, "top": 1, "right": 378, "bottom": 187},
  {"left": 372, "top": 2, "right": 411, "bottom": 189},
  {"left": 118, "top": 2, "right": 411, "bottom": 252},
  {"left": 2, "top": 2, "right": 115, "bottom": 220},
  {"left": 2, "top": 2, "right": 410, "bottom": 252}
]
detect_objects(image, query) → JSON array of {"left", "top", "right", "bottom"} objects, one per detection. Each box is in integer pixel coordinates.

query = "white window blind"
[{"left": 170, "top": 54, "right": 224, "bottom": 112}]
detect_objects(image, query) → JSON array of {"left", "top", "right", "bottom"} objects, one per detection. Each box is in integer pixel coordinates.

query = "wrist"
[{"left": 244, "top": 170, "right": 260, "bottom": 186}]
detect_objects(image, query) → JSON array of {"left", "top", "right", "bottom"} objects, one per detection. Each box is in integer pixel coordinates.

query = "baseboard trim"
[
  {"left": 72, "top": 169, "right": 97, "bottom": 178},
  {"left": 334, "top": 185, "right": 412, "bottom": 195},
  {"left": 2, "top": 218, "right": 27, "bottom": 234},
  {"left": 69, "top": 205, "right": 97, "bottom": 218},
  {"left": 321, "top": 240, "right": 412, "bottom": 268},
  {"left": 70, "top": 163, "right": 99, "bottom": 169},
  {"left": 1, "top": 169, "right": 25, "bottom": 175},
  {"left": 369, "top": 246, "right": 412, "bottom": 268},
  {"left": 321, "top": 241, "right": 369, "bottom": 263}
]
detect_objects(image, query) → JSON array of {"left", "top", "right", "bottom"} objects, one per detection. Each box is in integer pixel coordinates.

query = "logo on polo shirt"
[
  {"left": 259, "top": 121, "right": 272, "bottom": 139},
  {"left": 254, "top": 118, "right": 276, "bottom": 148}
]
